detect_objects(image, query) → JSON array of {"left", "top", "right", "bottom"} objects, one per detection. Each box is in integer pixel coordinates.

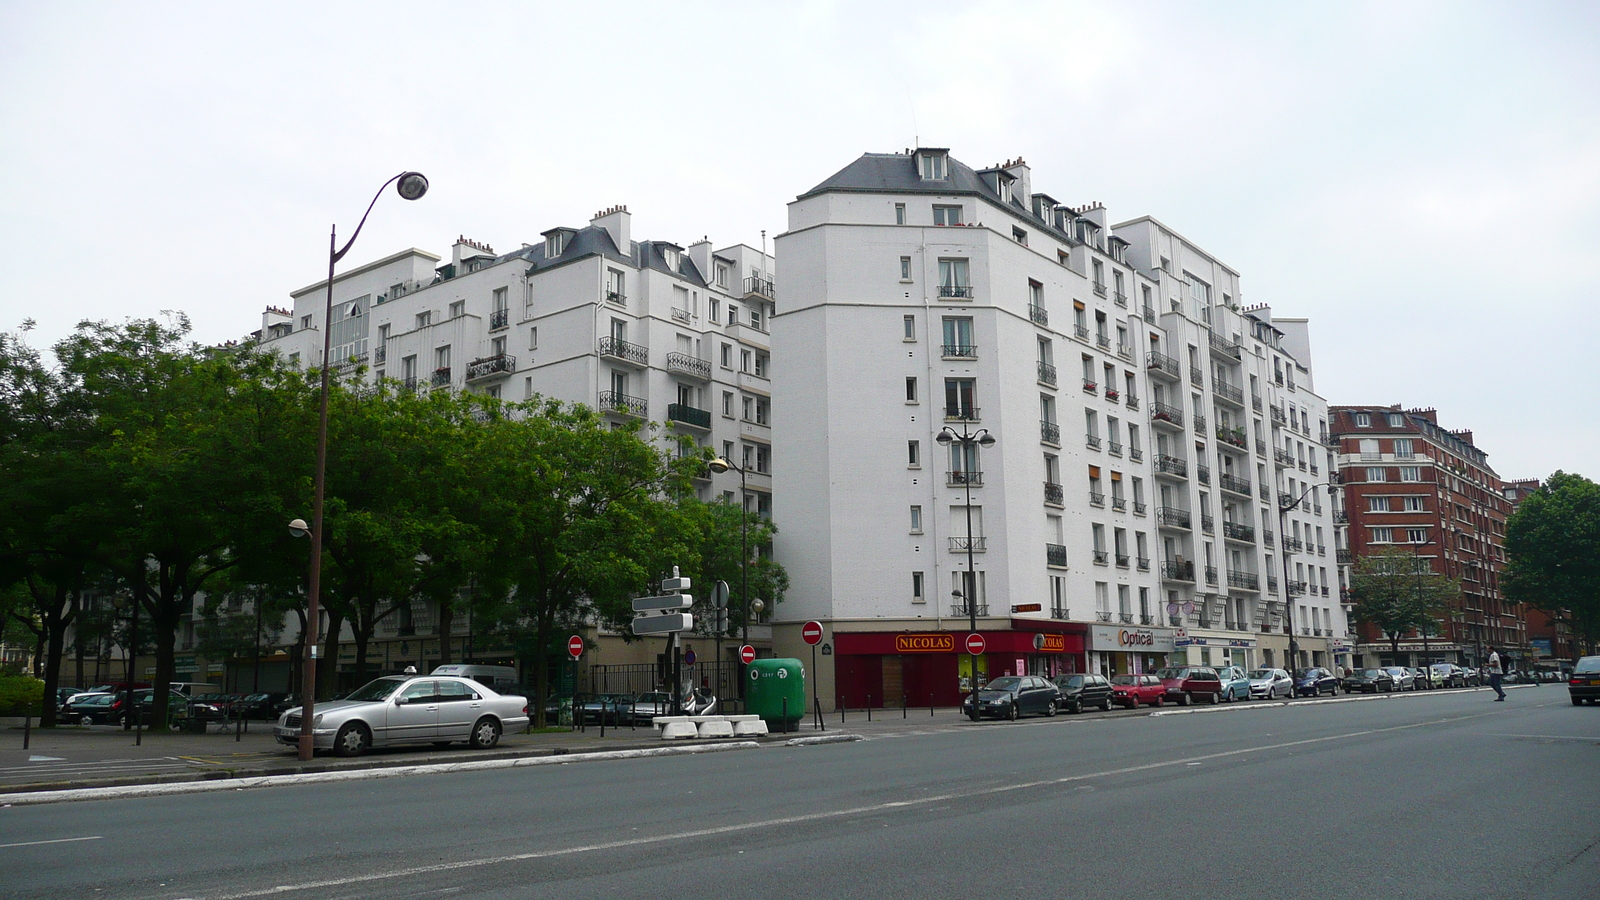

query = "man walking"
[{"left": 1487, "top": 648, "right": 1506, "bottom": 701}]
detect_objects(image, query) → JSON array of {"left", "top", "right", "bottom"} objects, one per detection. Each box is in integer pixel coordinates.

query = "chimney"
[
  {"left": 1076, "top": 202, "right": 1108, "bottom": 229},
  {"left": 452, "top": 235, "right": 495, "bottom": 269},
  {"left": 1003, "top": 157, "right": 1031, "bottom": 208},
  {"left": 687, "top": 238, "right": 713, "bottom": 282},
  {"left": 592, "top": 205, "right": 631, "bottom": 254}
]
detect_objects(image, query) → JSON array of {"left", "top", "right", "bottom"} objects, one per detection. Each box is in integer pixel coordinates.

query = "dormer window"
[
  {"left": 545, "top": 233, "right": 564, "bottom": 257},
  {"left": 998, "top": 179, "right": 1012, "bottom": 202},
  {"left": 662, "top": 247, "right": 680, "bottom": 270},
  {"left": 919, "top": 152, "right": 947, "bottom": 180}
]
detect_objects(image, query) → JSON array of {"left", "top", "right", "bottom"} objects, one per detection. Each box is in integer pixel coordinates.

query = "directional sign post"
[
  {"left": 567, "top": 635, "right": 583, "bottom": 732},
  {"left": 801, "top": 621, "right": 824, "bottom": 731},
  {"left": 633, "top": 613, "right": 694, "bottom": 636}
]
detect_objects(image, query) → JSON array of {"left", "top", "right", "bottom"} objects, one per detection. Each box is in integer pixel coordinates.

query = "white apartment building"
[{"left": 771, "top": 149, "right": 1345, "bottom": 710}]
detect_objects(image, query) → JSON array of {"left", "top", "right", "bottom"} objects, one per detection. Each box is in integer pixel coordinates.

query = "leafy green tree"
[
  {"left": 1350, "top": 547, "right": 1461, "bottom": 660},
  {"left": 676, "top": 496, "right": 788, "bottom": 643},
  {"left": 1505, "top": 471, "right": 1600, "bottom": 657}
]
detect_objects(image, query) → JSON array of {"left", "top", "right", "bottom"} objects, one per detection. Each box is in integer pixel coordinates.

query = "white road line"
[
  {"left": 0, "top": 836, "right": 103, "bottom": 849},
  {"left": 195, "top": 711, "right": 1495, "bottom": 900}
]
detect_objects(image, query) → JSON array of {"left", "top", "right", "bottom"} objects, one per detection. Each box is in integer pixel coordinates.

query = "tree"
[
  {"left": 676, "top": 496, "right": 789, "bottom": 643},
  {"left": 1504, "top": 471, "right": 1600, "bottom": 657},
  {"left": 1349, "top": 547, "right": 1461, "bottom": 661}
]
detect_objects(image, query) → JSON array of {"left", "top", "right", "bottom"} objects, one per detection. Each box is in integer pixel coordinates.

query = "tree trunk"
[
  {"left": 531, "top": 604, "right": 554, "bottom": 728},
  {"left": 436, "top": 602, "right": 454, "bottom": 666},
  {"left": 319, "top": 609, "right": 343, "bottom": 700},
  {"left": 37, "top": 587, "right": 72, "bottom": 728},
  {"left": 352, "top": 619, "right": 372, "bottom": 687}
]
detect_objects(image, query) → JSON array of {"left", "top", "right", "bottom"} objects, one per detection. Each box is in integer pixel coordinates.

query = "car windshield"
[
  {"left": 1058, "top": 676, "right": 1084, "bottom": 687},
  {"left": 1572, "top": 658, "right": 1600, "bottom": 674},
  {"left": 1361, "top": 669, "right": 1383, "bottom": 677},
  {"left": 1110, "top": 675, "right": 1139, "bottom": 686},
  {"left": 1247, "top": 670, "right": 1275, "bottom": 679},
  {"left": 343, "top": 678, "right": 405, "bottom": 703},
  {"left": 983, "top": 677, "right": 1021, "bottom": 692},
  {"left": 1154, "top": 668, "right": 1186, "bottom": 679}
]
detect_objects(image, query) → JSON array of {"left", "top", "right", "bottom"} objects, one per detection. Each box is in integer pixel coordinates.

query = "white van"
[{"left": 430, "top": 664, "right": 518, "bottom": 688}]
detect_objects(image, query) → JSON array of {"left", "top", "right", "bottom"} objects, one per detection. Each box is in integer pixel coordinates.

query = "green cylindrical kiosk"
[{"left": 747, "top": 658, "right": 805, "bottom": 729}]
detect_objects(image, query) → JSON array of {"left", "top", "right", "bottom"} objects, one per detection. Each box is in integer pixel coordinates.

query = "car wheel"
[
  {"left": 1153, "top": 694, "right": 1164, "bottom": 707},
  {"left": 1045, "top": 700, "right": 1057, "bottom": 717},
  {"left": 1069, "top": 700, "right": 1082, "bottom": 714},
  {"left": 1572, "top": 696, "right": 1583, "bottom": 706},
  {"left": 1128, "top": 696, "right": 1139, "bottom": 709},
  {"left": 470, "top": 717, "right": 502, "bottom": 749},
  {"left": 1007, "top": 703, "right": 1019, "bottom": 722},
  {"left": 333, "top": 722, "right": 370, "bottom": 757},
  {"left": 1101, "top": 697, "right": 1113, "bottom": 711},
  {"left": 79, "top": 715, "right": 94, "bottom": 726},
  {"left": 1178, "top": 692, "right": 1190, "bottom": 707}
]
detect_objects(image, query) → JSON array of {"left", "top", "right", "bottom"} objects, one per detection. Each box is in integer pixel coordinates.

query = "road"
[{"left": 2, "top": 688, "right": 1595, "bottom": 899}]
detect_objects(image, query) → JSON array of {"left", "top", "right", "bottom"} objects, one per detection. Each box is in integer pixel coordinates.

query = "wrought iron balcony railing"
[
  {"left": 1147, "top": 350, "right": 1180, "bottom": 378},
  {"left": 1044, "top": 481, "right": 1064, "bottom": 506},
  {"left": 1028, "top": 303, "right": 1049, "bottom": 326},
  {"left": 1219, "top": 473, "right": 1252, "bottom": 495},
  {"left": 1157, "top": 507, "right": 1192, "bottom": 530},
  {"left": 949, "top": 536, "right": 987, "bottom": 552},
  {"left": 598, "top": 390, "right": 647, "bottom": 417},
  {"left": 946, "top": 470, "right": 984, "bottom": 487},
  {"left": 1161, "top": 560, "right": 1195, "bottom": 581},
  {"left": 1040, "top": 419, "right": 1060, "bottom": 445},
  {"left": 1228, "top": 570, "right": 1259, "bottom": 591},
  {"left": 665, "top": 352, "right": 711, "bottom": 380},
  {"left": 1155, "top": 455, "right": 1188, "bottom": 478},
  {"left": 465, "top": 354, "right": 516, "bottom": 381},
  {"left": 489, "top": 308, "right": 509, "bottom": 330},
  {"left": 1037, "top": 361, "right": 1057, "bottom": 386},
  {"left": 1151, "top": 402, "right": 1184, "bottom": 428},
  {"left": 598, "top": 336, "right": 647, "bottom": 365},
  {"left": 666, "top": 403, "right": 712, "bottom": 429},
  {"left": 938, "top": 284, "right": 974, "bottom": 299},
  {"left": 1046, "top": 543, "right": 1068, "bottom": 568}
]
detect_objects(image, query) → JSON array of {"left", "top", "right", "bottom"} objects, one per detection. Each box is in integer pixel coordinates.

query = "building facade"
[
  {"left": 772, "top": 149, "right": 1346, "bottom": 709},
  {"left": 1330, "top": 405, "right": 1524, "bottom": 668}
]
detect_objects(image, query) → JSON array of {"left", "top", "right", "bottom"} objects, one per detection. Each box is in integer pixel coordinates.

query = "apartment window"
[
  {"left": 1403, "top": 496, "right": 1426, "bottom": 511},
  {"left": 524, "top": 376, "right": 534, "bottom": 399},
  {"left": 300, "top": 314, "right": 312, "bottom": 331},
  {"left": 435, "top": 345, "right": 451, "bottom": 370},
  {"left": 944, "top": 378, "right": 975, "bottom": 418},
  {"left": 937, "top": 258, "right": 970, "bottom": 295},
  {"left": 1371, "top": 527, "right": 1393, "bottom": 543},
  {"left": 920, "top": 152, "right": 947, "bottom": 180},
  {"left": 908, "top": 440, "right": 921, "bottom": 467},
  {"left": 1369, "top": 496, "right": 1391, "bottom": 512},
  {"left": 910, "top": 505, "right": 923, "bottom": 533},
  {"left": 895, "top": 203, "right": 907, "bottom": 225},
  {"left": 912, "top": 571, "right": 925, "bottom": 602},
  {"left": 1366, "top": 467, "right": 1387, "bottom": 482},
  {"left": 755, "top": 397, "right": 769, "bottom": 425},
  {"left": 1406, "top": 528, "right": 1428, "bottom": 544},
  {"left": 722, "top": 391, "right": 734, "bottom": 417},
  {"left": 1399, "top": 467, "right": 1422, "bottom": 482},
  {"left": 545, "top": 233, "right": 564, "bottom": 257},
  {"left": 709, "top": 299, "right": 721, "bottom": 323},
  {"left": 1353, "top": 412, "right": 1371, "bottom": 427},
  {"left": 721, "top": 343, "right": 732, "bottom": 369},
  {"left": 1394, "top": 438, "right": 1414, "bottom": 458},
  {"left": 900, "top": 256, "right": 912, "bottom": 281},
  {"left": 741, "top": 349, "right": 752, "bottom": 373},
  {"left": 1387, "top": 413, "right": 1405, "bottom": 427},
  {"left": 941, "top": 317, "right": 974, "bottom": 356},
  {"left": 742, "top": 396, "right": 754, "bottom": 421},
  {"left": 903, "top": 314, "right": 916, "bottom": 341},
  {"left": 1012, "top": 227, "right": 1028, "bottom": 246},
  {"left": 491, "top": 336, "right": 506, "bottom": 358},
  {"left": 449, "top": 300, "right": 465, "bottom": 319},
  {"left": 415, "top": 311, "right": 431, "bottom": 329},
  {"left": 933, "top": 205, "right": 963, "bottom": 226},
  {"left": 528, "top": 326, "right": 538, "bottom": 350},
  {"left": 749, "top": 307, "right": 763, "bottom": 330},
  {"left": 906, "top": 377, "right": 919, "bottom": 403},
  {"left": 727, "top": 305, "right": 739, "bottom": 325}
]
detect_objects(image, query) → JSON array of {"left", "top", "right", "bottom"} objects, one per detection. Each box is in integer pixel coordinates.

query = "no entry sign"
[
  {"left": 739, "top": 644, "right": 756, "bottom": 665},
  {"left": 567, "top": 635, "right": 584, "bottom": 659},
  {"left": 964, "top": 633, "right": 986, "bottom": 655},
  {"left": 801, "top": 621, "right": 824, "bottom": 645}
]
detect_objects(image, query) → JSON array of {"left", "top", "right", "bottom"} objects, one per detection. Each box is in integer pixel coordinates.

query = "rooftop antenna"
[{"left": 908, "top": 83, "right": 919, "bottom": 148}]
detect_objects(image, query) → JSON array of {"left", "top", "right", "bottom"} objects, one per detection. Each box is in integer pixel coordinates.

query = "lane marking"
[
  {"left": 0, "top": 836, "right": 103, "bottom": 850},
  {"left": 197, "top": 712, "right": 1497, "bottom": 900}
]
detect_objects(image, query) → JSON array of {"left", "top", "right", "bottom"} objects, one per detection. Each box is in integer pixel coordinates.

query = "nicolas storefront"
[
  {"left": 832, "top": 621, "right": 1087, "bottom": 709},
  {"left": 1085, "top": 624, "right": 1177, "bottom": 675}
]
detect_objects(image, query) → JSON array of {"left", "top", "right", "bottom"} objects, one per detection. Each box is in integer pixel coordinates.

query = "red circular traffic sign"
[
  {"left": 567, "top": 635, "right": 584, "bottom": 659},
  {"left": 739, "top": 644, "right": 756, "bottom": 665},
  {"left": 965, "top": 633, "right": 986, "bottom": 655},
  {"left": 801, "top": 621, "right": 824, "bottom": 646}
]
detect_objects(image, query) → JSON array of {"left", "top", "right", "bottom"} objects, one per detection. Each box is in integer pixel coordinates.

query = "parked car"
[
  {"left": 1384, "top": 667, "right": 1416, "bottom": 691},
  {"left": 1408, "top": 667, "right": 1433, "bottom": 690},
  {"left": 53, "top": 687, "right": 85, "bottom": 711},
  {"left": 1214, "top": 666, "right": 1252, "bottom": 703},
  {"left": 1155, "top": 666, "right": 1223, "bottom": 705},
  {"left": 1347, "top": 668, "right": 1395, "bottom": 693},
  {"left": 1461, "top": 667, "right": 1482, "bottom": 687},
  {"left": 1052, "top": 673, "right": 1114, "bottom": 713},
  {"left": 1568, "top": 655, "right": 1600, "bottom": 706},
  {"left": 1109, "top": 674, "right": 1166, "bottom": 709},
  {"left": 579, "top": 693, "right": 635, "bottom": 725},
  {"left": 64, "top": 692, "right": 117, "bottom": 725},
  {"left": 1293, "top": 668, "right": 1340, "bottom": 697},
  {"left": 1247, "top": 668, "right": 1293, "bottom": 700},
  {"left": 963, "top": 675, "right": 1061, "bottom": 720},
  {"left": 629, "top": 691, "right": 675, "bottom": 723},
  {"left": 233, "top": 693, "right": 289, "bottom": 719},
  {"left": 274, "top": 675, "right": 530, "bottom": 756},
  {"left": 1430, "top": 663, "right": 1465, "bottom": 688}
]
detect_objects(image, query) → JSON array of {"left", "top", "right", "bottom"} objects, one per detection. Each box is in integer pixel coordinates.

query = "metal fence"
[{"left": 586, "top": 660, "right": 743, "bottom": 706}]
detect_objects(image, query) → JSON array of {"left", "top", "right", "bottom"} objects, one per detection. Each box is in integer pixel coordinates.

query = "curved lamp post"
[
  {"left": 708, "top": 456, "right": 752, "bottom": 701},
  {"left": 1277, "top": 483, "right": 1334, "bottom": 677},
  {"left": 297, "top": 173, "right": 427, "bottom": 761},
  {"left": 936, "top": 422, "right": 994, "bottom": 715}
]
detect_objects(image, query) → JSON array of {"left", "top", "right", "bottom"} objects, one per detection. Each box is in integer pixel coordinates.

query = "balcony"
[
  {"left": 1089, "top": 490, "right": 1105, "bottom": 507},
  {"left": 1161, "top": 559, "right": 1196, "bottom": 582},
  {"left": 1126, "top": 394, "right": 1140, "bottom": 410},
  {"left": 1219, "top": 473, "right": 1252, "bottom": 496},
  {"left": 1259, "top": 482, "right": 1272, "bottom": 500},
  {"left": 1028, "top": 303, "right": 1049, "bottom": 326},
  {"left": 1154, "top": 455, "right": 1188, "bottom": 478},
  {"left": 598, "top": 390, "right": 647, "bottom": 417},
  {"left": 1205, "top": 565, "right": 1218, "bottom": 586},
  {"left": 1283, "top": 537, "right": 1304, "bottom": 553},
  {"left": 947, "top": 470, "right": 984, "bottom": 487},
  {"left": 938, "top": 284, "right": 974, "bottom": 299},
  {"left": 1275, "top": 448, "right": 1295, "bottom": 466},
  {"left": 1263, "top": 530, "right": 1275, "bottom": 548},
  {"left": 431, "top": 367, "right": 452, "bottom": 386},
  {"left": 1157, "top": 506, "right": 1191, "bottom": 530},
  {"left": 1320, "top": 431, "right": 1340, "bottom": 448},
  {"left": 1086, "top": 434, "right": 1102, "bottom": 451},
  {"left": 1082, "top": 379, "right": 1097, "bottom": 394},
  {"left": 1040, "top": 419, "right": 1061, "bottom": 445},
  {"left": 1051, "top": 605, "right": 1070, "bottom": 620},
  {"left": 1190, "top": 367, "right": 1205, "bottom": 387},
  {"left": 1044, "top": 481, "right": 1064, "bottom": 506},
  {"left": 1112, "top": 496, "right": 1127, "bottom": 512},
  {"left": 1137, "top": 556, "right": 1151, "bottom": 571},
  {"left": 1223, "top": 521, "right": 1256, "bottom": 543},
  {"left": 465, "top": 354, "right": 516, "bottom": 382},
  {"left": 1194, "top": 413, "right": 1208, "bottom": 434},
  {"left": 941, "top": 343, "right": 977, "bottom": 359},
  {"left": 951, "top": 602, "right": 989, "bottom": 617},
  {"left": 1093, "top": 550, "right": 1109, "bottom": 565},
  {"left": 1118, "top": 611, "right": 1134, "bottom": 623},
  {"left": 1337, "top": 548, "right": 1353, "bottom": 564},
  {"left": 1287, "top": 580, "right": 1307, "bottom": 597},
  {"left": 1214, "top": 382, "right": 1244, "bottom": 406},
  {"left": 1333, "top": 510, "right": 1349, "bottom": 524},
  {"left": 1114, "top": 290, "right": 1128, "bottom": 307},
  {"left": 1096, "top": 610, "right": 1113, "bottom": 623},
  {"left": 1270, "top": 405, "right": 1287, "bottom": 425},
  {"left": 598, "top": 336, "right": 648, "bottom": 366},
  {"left": 1093, "top": 281, "right": 1108, "bottom": 297},
  {"left": 605, "top": 289, "right": 627, "bottom": 307},
  {"left": 1142, "top": 304, "right": 1156, "bottom": 323},
  {"left": 373, "top": 345, "right": 386, "bottom": 365},
  {"left": 1201, "top": 514, "right": 1215, "bottom": 534},
  {"left": 1037, "top": 360, "right": 1057, "bottom": 387},
  {"left": 743, "top": 275, "right": 775, "bottom": 299},
  {"left": 1116, "top": 343, "right": 1132, "bottom": 360},
  {"left": 1046, "top": 543, "right": 1068, "bottom": 568},
  {"left": 1151, "top": 402, "right": 1185, "bottom": 429},
  {"left": 1267, "top": 575, "right": 1279, "bottom": 593},
  {"left": 1256, "top": 439, "right": 1268, "bottom": 457},
  {"left": 1109, "top": 441, "right": 1123, "bottom": 457},
  {"left": 1130, "top": 447, "right": 1144, "bottom": 462},
  {"left": 1317, "top": 543, "right": 1328, "bottom": 556},
  {"left": 1096, "top": 333, "right": 1111, "bottom": 351},
  {"left": 665, "top": 352, "right": 711, "bottom": 380},
  {"left": 489, "top": 308, "right": 509, "bottom": 331},
  {"left": 1252, "top": 395, "right": 1263, "bottom": 413},
  {"left": 1208, "top": 332, "right": 1241, "bottom": 359},
  {"left": 1146, "top": 351, "right": 1180, "bottom": 379},
  {"left": 949, "top": 536, "right": 987, "bottom": 553},
  {"left": 1228, "top": 570, "right": 1260, "bottom": 591},
  {"left": 1104, "top": 386, "right": 1120, "bottom": 402},
  {"left": 1217, "top": 426, "right": 1249, "bottom": 450},
  {"left": 1196, "top": 464, "right": 1211, "bottom": 485},
  {"left": 1074, "top": 324, "right": 1090, "bottom": 341},
  {"left": 944, "top": 406, "right": 980, "bottom": 422},
  {"left": 666, "top": 403, "right": 712, "bottom": 430},
  {"left": 1134, "top": 501, "right": 1148, "bottom": 515}
]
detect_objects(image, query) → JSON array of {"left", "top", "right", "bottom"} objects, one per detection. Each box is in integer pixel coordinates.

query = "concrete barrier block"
[
  {"left": 660, "top": 720, "right": 699, "bottom": 739},
  {"left": 732, "top": 718, "right": 768, "bottom": 736},
  {"left": 696, "top": 719, "right": 735, "bottom": 738}
]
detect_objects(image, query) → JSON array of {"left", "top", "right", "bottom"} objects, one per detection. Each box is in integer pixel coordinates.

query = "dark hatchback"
[
  {"left": 1052, "top": 673, "right": 1114, "bottom": 713},
  {"left": 1293, "top": 667, "right": 1340, "bottom": 697},
  {"left": 1569, "top": 656, "right": 1600, "bottom": 706},
  {"left": 964, "top": 675, "right": 1061, "bottom": 720},
  {"left": 1346, "top": 668, "right": 1395, "bottom": 693}
]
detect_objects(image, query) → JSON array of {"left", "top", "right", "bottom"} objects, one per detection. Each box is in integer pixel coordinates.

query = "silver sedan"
[
  {"left": 275, "top": 675, "right": 529, "bottom": 757},
  {"left": 1247, "top": 668, "right": 1294, "bottom": 699}
]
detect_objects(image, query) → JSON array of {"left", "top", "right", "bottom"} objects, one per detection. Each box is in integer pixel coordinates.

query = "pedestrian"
[{"left": 1487, "top": 648, "right": 1506, "bottom": 701}]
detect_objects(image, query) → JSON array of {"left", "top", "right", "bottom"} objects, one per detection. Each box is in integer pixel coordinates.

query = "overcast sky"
[{"left": 2, "top": 1, "right": 1595, "bottom": 482}]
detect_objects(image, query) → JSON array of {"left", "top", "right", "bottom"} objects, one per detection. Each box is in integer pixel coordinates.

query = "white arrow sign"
[
  {"left": 632, "top": 593, "right": 694, "bottom": 612},
  {"left": 632, "top": 612, "right": 694, "bottom": 636}
]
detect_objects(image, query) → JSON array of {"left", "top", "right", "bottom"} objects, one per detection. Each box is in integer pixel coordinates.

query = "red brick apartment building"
[{"left": 1329, "top": 405, "right": 1525, "bottom": 668}]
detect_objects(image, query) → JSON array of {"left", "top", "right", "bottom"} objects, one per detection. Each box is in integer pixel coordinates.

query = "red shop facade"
[{"left": 832, "top": 620, "right": 1087, "bottom": 709}]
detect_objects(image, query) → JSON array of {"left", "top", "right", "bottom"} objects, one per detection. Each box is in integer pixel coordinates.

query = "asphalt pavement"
[{"left": 2, "top": 684, "right": 1592, "bottom": 900}]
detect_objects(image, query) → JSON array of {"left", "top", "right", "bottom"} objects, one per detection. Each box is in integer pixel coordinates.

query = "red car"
[
  {"left": 1110, "top": 674, "right": 1166, "bottom": 708},
  {"left": 1155, "top": 666, "right": 1223, "bottom": 705}
]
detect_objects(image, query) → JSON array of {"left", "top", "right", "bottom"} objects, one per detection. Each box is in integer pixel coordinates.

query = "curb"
[
  {"left": 784, "top": 734, "right": 864, "bottom": 746},
  {"left": 0, "top": 742, "right": 762, "bottom": 806},
  {"left": 1148, "top": 684, "right": 1532, "bottom": 717}
]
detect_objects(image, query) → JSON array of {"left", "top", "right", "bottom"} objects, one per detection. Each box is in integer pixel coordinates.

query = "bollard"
[
  {"left": 814, "top": 696, "right": 825, "bottom": 731},
  {"left": 600, "top": 702, "right": 606, "bottom": 737},
  {"left": 782, "top": 697, "right": 788, "bottom": 734},
  {"left": 236, "top": 709, "right": 243, "bottom": 742},
  {"left": 23, "top": 712, "right": 31, "bottom": 750},
  {"left": 867, "top": 695, "right": 872, "bottom": 722},
  {"left": 931, "top": 693, "right": 935, "bottom": 717},
  {"left": 840, "top": 701, "right": 845, "bottom": 724},
  {"left": 902, "top": 693, "right": 907, "bottom": 718}
]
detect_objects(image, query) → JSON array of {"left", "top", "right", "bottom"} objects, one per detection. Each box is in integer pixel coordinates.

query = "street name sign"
[
  {"left": 633, "top": 613, "right": 694, "bottom": 636},
  {"left": 632, "top": 593, "right": 694, "bottom": 612}
]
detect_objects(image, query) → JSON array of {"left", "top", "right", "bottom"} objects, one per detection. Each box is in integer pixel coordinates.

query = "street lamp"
[
  {"left": 936, "top": 421, "right": 994, "bottom": 714},
  {"left": 297, "top": 173, "right": 427, "bottom": 761},
  {"left": 1277, "top": 483, "right": 1333, "bottom": 677},
  {"left": 1411, "top": 533, "right": 1439, "bottom": 668},
  {"left": 707, "top": 456, "right": 753, "bottom": 702}
]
